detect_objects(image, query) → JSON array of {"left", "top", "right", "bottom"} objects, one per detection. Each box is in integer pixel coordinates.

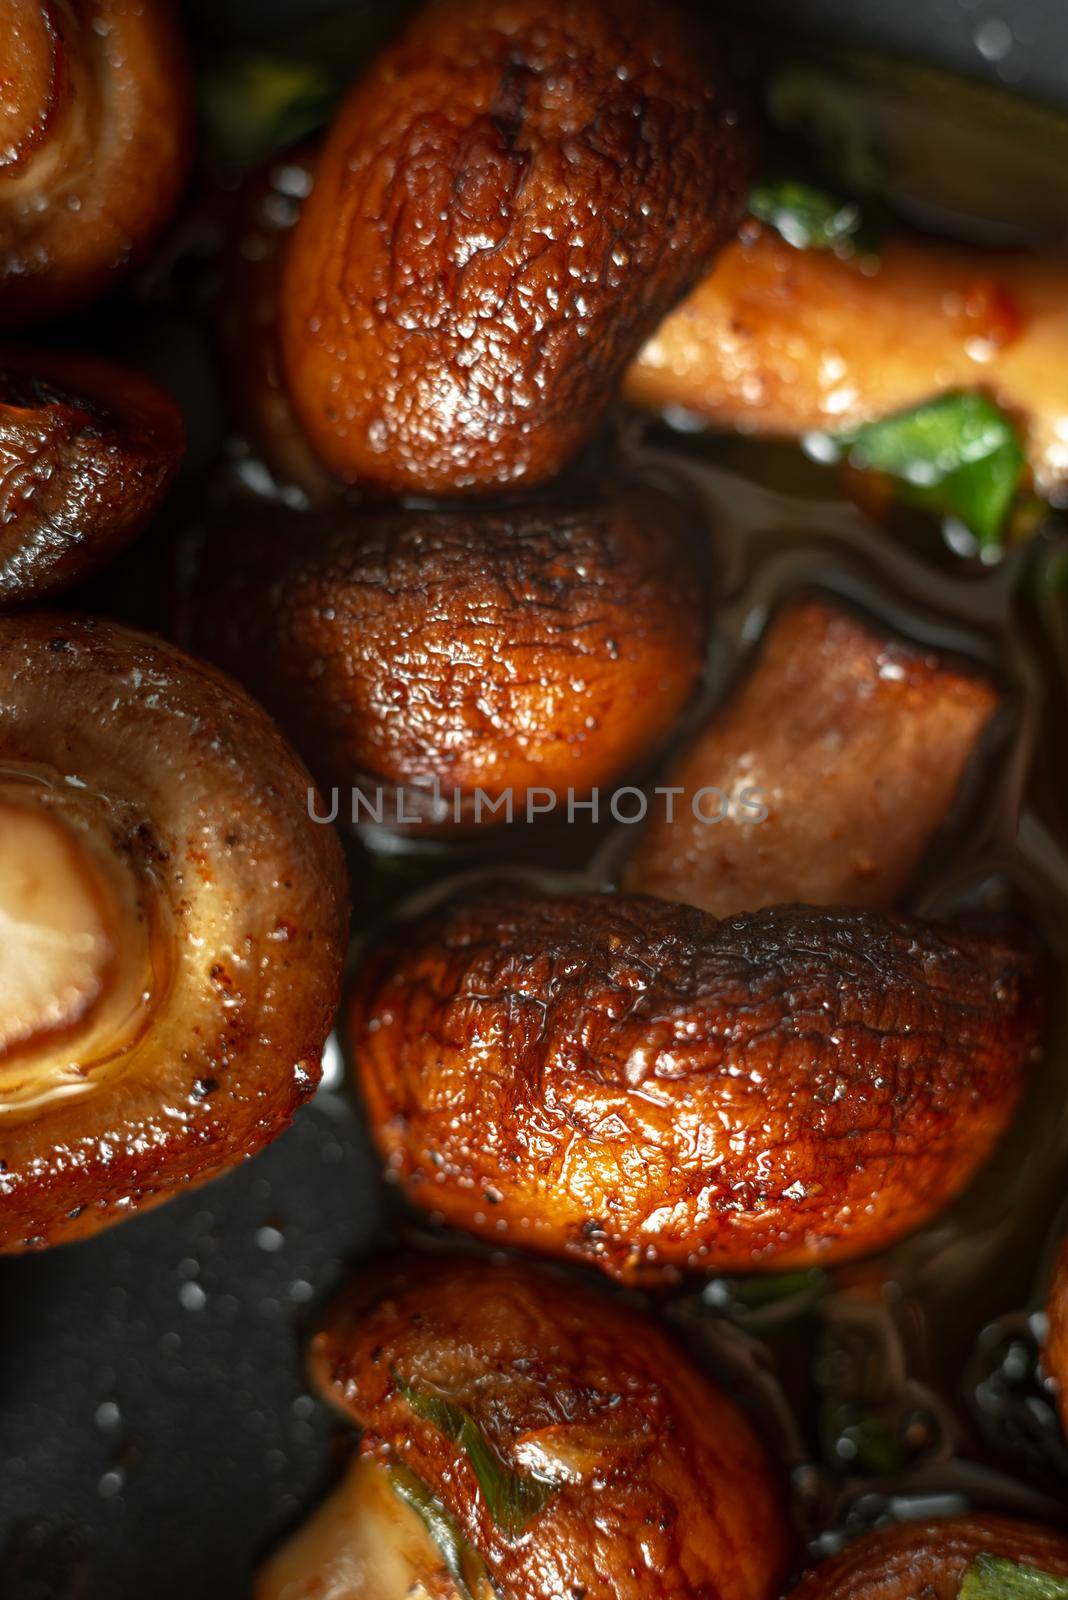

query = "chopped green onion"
[
  {"left": 959, "top": 1554, "right": 1068, "bottom": 1600},
  {"left": 824, "top": 391, "right": 1025, "bottom": 551},
  {"left": 396, "top": 1375, "right": 555, "bottom": 1537},
  {"left": 201, "top": 55, "right": 337, "bottom": 166},
  {"left": 387, "top": 1462, "right": 492, "bottom": 1600},
  {"left": 749, "top": 178, "right": 869, "bottom": 256}
]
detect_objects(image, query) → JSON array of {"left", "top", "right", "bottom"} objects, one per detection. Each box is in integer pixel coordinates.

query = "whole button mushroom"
[
  {"left": 0, "top": 349, "right": 185, "bottom": 605},
  {"left": 350, "top": 889, "right": 1045, "bottom": 1280},
  {"left": 257, "top": 1254, "right": 789, "bottom": 1600},
  {"left": 185, "top": 484, "right": 707, "bottom": 828},
  {"left": 281, "top": 0, "right": 751, "bottom": 495},
  {"left": 0, "top": 0, "right": 192, "bottom": 328},
  {"left": 0, "top": 614, "right": 349, "bottom": 1250}
]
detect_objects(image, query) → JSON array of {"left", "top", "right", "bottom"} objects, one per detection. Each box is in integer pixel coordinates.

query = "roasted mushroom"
[
  {"left": 186, "top": 484, "right": 706, "bottom": 827},
  {"left": 1044, "top": 1240, "right": 1068, "bottom": 1434},
  {"left": 788, "top": 1516, "right": 1068, "bottom": 1600},
  {"left": 267, "top": 1254, "right": 789, "bottom": 1600},
  {"left": 350, "top": 890, "right": 1044, "bottom": 1279},
  {"left": 0, "top": 614, "right": 348, "bottom": 1251},
  {"left": 626, "top": 226, "right": 1068, "bottom": 491},
  {"left": 624, "top": 595, "right": 999, "bottom": 916},
  {"left": 280, "top": 0, "right": 751, "bottom": 495},
  {"left": 0, "top": 0, "right": 192, "bottom": 329},
  {"left": 0, "top": 348, "right": 185, "bottom": 605}
]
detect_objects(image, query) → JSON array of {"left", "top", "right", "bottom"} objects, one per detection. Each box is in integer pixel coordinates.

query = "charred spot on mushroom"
[
  {"left": 0, "top": 613, "right": 349, "bottom": 1251},
  {"left": 0, "top": 0, "right": 193, "bottom": 328},
  {"left": 0, "top": 349, "right": 185, "bottom": 605},
  {"left": 350, "top": 890, "right": 1045, "bottom": 1279}
]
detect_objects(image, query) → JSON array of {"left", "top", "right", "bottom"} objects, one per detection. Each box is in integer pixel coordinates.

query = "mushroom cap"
[{"left": 0, "top": 613, "right": 349, "bottom": 1250}]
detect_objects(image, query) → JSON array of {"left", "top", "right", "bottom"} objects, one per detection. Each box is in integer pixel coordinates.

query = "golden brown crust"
[
  {"left": 0, "top": 0, "right": 193, "bottom": 328},
  {"left": 281, "top": 0, "right": 751, "bottom": 494},
  {"left": 1045, "top": 1241, "right": 1068, "bottom": 1433},
  {"left": 789, "top": 1515, "right": 1068, "bottom": 1600},
  {"left": 0, "top": 614, "right": 349, "bottom": 1250},
  {"left": 311, "top": 1255, "right": 790, "bottom": 1600},
  {"left": 624, "top": 595, "right": 999, "bottom": 916},
  {"left": 626, "top": 226, "right": 1068, "bottom": 490},
  {"left": 0, "top": 348, "right": 185, "bottom": 604},
  {"left": 185, "top": 485, "right": 706, "bottom": 823},
  {"left": 350, "top": 890, "right": 1044, "bottom": 1279}
]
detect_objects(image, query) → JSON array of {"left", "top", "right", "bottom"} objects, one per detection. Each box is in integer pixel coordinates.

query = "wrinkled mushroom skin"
[
  {"left": 1044, "top": 1241, "right": 1068, "bottom": 1433},
  {"left": 0, "top": 0, "right": 192, "bottom": 329},
  {"left": 625, "top": 596, "right": 999, "bottom": 916},
  {"left": 626, "top": 227, "right": 1068, "bottom": 490},
  {"left": 0, "top": 349, "right": 185, "bottom": 605},
  {"left": 0, "top": 615, "right": 348, "bottom": 1251},
  {"left": 281, "top": 0, "right": 752, "bottom": 495},
  {"left": 255, "top": 1453, "right": 494, "bottom": 1600},
  {"left": 350, "top": 892, "right": 1044, "bottom": 1279},
  {"left": 309, "top": 1256, "right": 789, "bottom": 1600},
  {"left": 789, "top": 1516, "right": 1068, "bottom": 1600},
  {"left": 188, "top": 486, "right": 706, "bottom": 824}
]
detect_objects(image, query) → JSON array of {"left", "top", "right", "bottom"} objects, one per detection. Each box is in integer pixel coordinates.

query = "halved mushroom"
[
  {"left": 788, "top": 1515, "right": 1068, "bottom": 1600},
  {"left": 350, "top": 890, "right": 1044, "bottom": 1279},
  {"left": 0, "top": 348, "right": 185, "bottom": 605},
  {"left": 280, "top": 0, "right": 751, "bottom": 494},
  {"left": 185, "top": 484, "right": 707, "bottom": 827},
  {"left": 0, "top": 0, "right": 193, "bottom": 328},
  {"left": 625, "top": 226, "right": 1068, "bottom": 491},
  {"left": 0, "top": 613, "right": 349, "bottom": 1250},
  {"left": 280, "top": 1254, "right": 788, "bottom": 1600},
  {"left": 624, "top": 595, "right": 999, "bottom": 916}
]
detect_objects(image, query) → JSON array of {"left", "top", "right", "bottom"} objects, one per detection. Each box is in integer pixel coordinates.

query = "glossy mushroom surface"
[
  {"left": 186, "top": 484, "right": 707, "bottom": 826},
  {"left": 0, "top": 0, "right": 192, "bottom": 329},
  {"left": 0, "top": 348, "right": 185, "bottom": 604},
  {"left": 304, "top": 1255, "right": 788, "bottom": 1600},
  {"left": 624, "top": 595, "right": 999, "bottom": 916},
  {"left": 626, "top": 227, "right": 1068, "bottom": 490},
  {"left": 788, "top": 1515, "right": 1068, "bottom": 1600},
  {"left": 350, "top": 890, "right": 1044, "bottom": 1279},
  {"left": 0, "top": 614, "right": 349, "bottom": 1250},
  {"left": 280, "top": 0, "right": 751, "bottom": 495}
]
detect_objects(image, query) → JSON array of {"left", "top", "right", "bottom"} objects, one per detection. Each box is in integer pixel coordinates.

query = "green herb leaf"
[
  {"left": 387, "top": 1462, "right": 493, "bottom": 1600},
  {"left": 749, "top": 178, "right": 869, "bottom": 256},
  {"left": 201, "top": 55, "right": 337, "bottom": 167},
  {"left": 396, "top": 1376, "right": 555, "bottom": 1537},
  {"left": 831, "top": 391, "right": 1026, "bottom": 551},
  {"left": 959, "top": 1554, "right": 1068, "bottom": 1600}
]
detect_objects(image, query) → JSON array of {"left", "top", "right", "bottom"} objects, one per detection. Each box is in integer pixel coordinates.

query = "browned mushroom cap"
[
  {"left": 787, "top": 1515, "right": 1068, "bottom": 1600},
  {"left": 350, "top": 890, "right": 1044, "bottom": 1280},
  {"left": 624, "top": 595, "right": 999, "bottom": 916},
  {"left": 1044, "top": 1240, "right": 1068, "bottom": 1433},
  {"left": 0, "top": 348, "right": 185, "bottom": 604},
  {"left": 186, "top": 484, "right": 707, "bottom": 827},
  {"left": 305, "top": 1255, "right": 789, "bottom": 1600},
  {"left": 0, "top": 0, "right": 192, "bottom": 329},
  {"left": 0, "top": 613, "right": 349, "bottom": 1251},
  {"left": 280, "top": 0, "right": 751, "bottom": 495},
  {"left": 625, "top": 227, "right": 1068, "bottom": 493}
]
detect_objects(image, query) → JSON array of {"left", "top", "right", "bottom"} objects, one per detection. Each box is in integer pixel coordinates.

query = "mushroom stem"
[{"left": 0, "top": 800, "right": 115, "bottom": 1061}]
